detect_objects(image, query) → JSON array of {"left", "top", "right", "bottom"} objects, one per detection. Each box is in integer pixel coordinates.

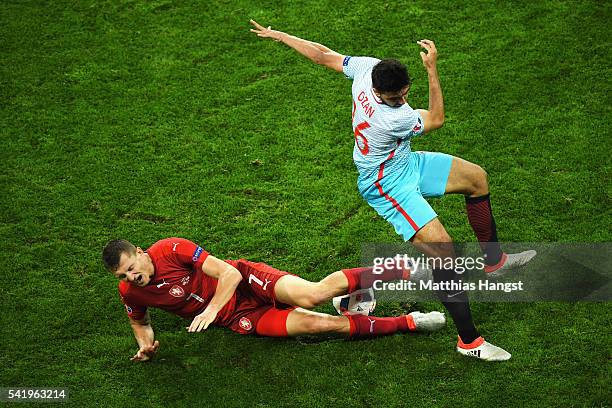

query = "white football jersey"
[{"left": 342, "top": 56, "right": 425, "bottom": 179}]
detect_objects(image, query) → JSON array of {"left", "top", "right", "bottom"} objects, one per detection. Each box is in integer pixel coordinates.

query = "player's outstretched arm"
[
  {"left": 129, "top": 312, "right": 159, "bottom": 362},
  {"left": 416, "top": 39, "right": 445, "bottom": 133},
  {"left": 249, "top": 19, "right": 344, "bottom": 73},
  {"left": 187, "top": 256, "right": 243, "bottom": 333}
]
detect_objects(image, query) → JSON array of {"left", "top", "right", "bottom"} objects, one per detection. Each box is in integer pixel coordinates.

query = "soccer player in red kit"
[{"left": 102, "top": 237, "right": 445, "bottom": 362}]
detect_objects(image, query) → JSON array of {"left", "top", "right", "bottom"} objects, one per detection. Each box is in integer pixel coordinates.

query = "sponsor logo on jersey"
[
  {"left": 343, "top": 56, "right": 351, "bottom": 66},
  {"left": 169, "top": 285, "right": 185, "bottom": 298},
  {"left": 181, "top": 276, "right": 190, "bottom": 286},
  {"left": 239, "top": 317, "right": 253, "bottom": 332},
  {"left": 172, "top": 242, "right": 180, "bottom": 252},
  {"left": 192, "top": 246, "right": 204, "bottom": 262}
]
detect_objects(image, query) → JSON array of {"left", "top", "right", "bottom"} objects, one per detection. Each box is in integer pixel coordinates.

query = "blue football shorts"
[{"left": 357, "top": 151, "right": 453, "bottom": 241}]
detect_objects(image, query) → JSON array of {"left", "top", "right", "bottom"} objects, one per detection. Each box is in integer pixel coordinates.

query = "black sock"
[{"left": 433, "top": 268, "right": 480, "bottom": 344}]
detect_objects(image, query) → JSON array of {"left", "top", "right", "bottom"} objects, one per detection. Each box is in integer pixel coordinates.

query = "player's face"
[
  {"left": 375, "top": 86, "right": 410, "bottom": 108},
  {"left": 113, "top": 248, "right": 155, "bottom": 287}
]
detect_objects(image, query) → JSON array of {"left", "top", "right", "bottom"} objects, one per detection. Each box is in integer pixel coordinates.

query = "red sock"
[
  {"left": 465, "top": 194, "right": 503, "bottom": 266},
  {"left": 347, "top": 314, "right": 416, "bottom": 338},
  {"left": 341, "top": 266, "right": 410, "bottom": 293}
]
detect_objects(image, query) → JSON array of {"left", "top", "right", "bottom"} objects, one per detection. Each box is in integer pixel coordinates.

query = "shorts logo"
[
  {"left": 239, "top": 317, "right": 253, "bottom": 332},
  {"left": 169, "top": 285, "right": 185, "bottom": 298},
  {"left": 368, "top": 318, "right": 376, "bottom": 333},
  {"left": 125, "top": 305, "right": 133, "bottom": 314},
  {"left": 192, "top": 246, "right": 204, "bottom": 262},
  {"left": 343, "top": 56, "right": 351, "bottom": 66}
]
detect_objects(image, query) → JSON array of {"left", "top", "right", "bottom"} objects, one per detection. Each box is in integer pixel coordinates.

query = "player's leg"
[
  {"left": 285, "top": 308, "right": 350, "bottom": 336},
  {"left": 273, "top": 274, "right": 344, "bottom": 309},
  {"left": 274, "top": 265, "right": 410, "bottom": 310},
  {"left": 443, "top": 156, "right": 506, "bottom": 268},
  {"left": 410, "top": 217, "right": 480, "bottom": 344},
  {"left": 411, "top": 218, "right": 511, "bottom": 361},
  {"left": 236, "top": 259, "right": 407, "bottom": 310},
  {"left": 356, "top": 159, "right": 481, "bottom": 342},
  {"left": 419, "top": 153, "right": 499, "bottom": 259},
  {"left": 443, "top": 156, "right": 489, "bottom": 197},
  {"left": 419, "top": 153, "right": 535, "bottom": 274},
  {"left": 235, "top": 260, "right": 334, "bottom": 310},
  {"left": 272, "top": 308, "right": 442, "bottom": 338},
  {"left": 239, "top": 306, "right": 410, "bottom": 338}
]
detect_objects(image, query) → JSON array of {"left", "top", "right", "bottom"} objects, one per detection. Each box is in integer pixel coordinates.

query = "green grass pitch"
[{"left": 1, "top": 0, "right": 610, "bottom": 406}]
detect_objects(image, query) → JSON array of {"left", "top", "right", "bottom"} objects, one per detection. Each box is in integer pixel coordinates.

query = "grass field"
[{"left": 1, "top": 0, "right": 611, "bottom": 406}]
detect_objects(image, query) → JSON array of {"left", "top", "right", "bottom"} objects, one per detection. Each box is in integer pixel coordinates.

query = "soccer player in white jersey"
[{"left": 250, "top": 20, "right": 536, "bottom": 361}]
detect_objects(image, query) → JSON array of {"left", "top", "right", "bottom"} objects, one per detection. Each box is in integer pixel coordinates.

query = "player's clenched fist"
[
  {"left": 249, "top": 19, "right": 284, "bottom": 41},
  {"left": 131, "top": 340, "right": 159, "bottom": 362},
  {"left": 417, "top": 39, "right": 437, "bottom": 70},
  {"left": 187, "top": 308, "right": 218, "bottom": 333}
]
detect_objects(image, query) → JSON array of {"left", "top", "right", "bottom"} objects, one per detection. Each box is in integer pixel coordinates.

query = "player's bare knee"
[
  {"left": 304, "top": 280, "right": 340, "bottom": 308},
  {"left": 471, "top": 165, "right": 489, "bottom": 196}
]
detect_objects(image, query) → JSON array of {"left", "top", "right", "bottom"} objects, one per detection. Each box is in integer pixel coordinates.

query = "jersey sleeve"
[
  {"left": 169, "top": 238, "right": 210, "bottom": 271},
  {"left": 395, "top": 109, "right": 425, "bottom": 139},
  {"left": 119, "top": 284, "right": 147, "bottom": 321},
  {"left": 342, "top": 56, "right": 380, "bottom": 80}
]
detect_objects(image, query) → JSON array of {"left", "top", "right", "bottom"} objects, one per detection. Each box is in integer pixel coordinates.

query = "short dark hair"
[
  {"left": 102, "top": 239, "right": 136, "bottom": 272},
  {"left": 371, "top": 59, "right": 411, "bottom": 93}
]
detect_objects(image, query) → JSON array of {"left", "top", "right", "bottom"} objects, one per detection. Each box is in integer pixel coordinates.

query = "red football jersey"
[{"left": 118, "top": 238, "right": 238, "bottom": 322}]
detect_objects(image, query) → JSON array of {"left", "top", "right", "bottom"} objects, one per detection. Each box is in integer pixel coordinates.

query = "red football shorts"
[{"left": 223, "top": 260, "right": 296, "bottom": 337}]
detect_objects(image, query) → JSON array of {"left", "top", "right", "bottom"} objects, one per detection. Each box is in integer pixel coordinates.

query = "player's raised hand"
[
  {"left": 130, "top": 340, "right": 160, "bottom": 362},
  {"left": 417, "top": 39, "right": 438, "bottom": 70},
  {"left": 249, "top": 19, "right": 284, "bottom": 41},
  {"left": 187, "top": 308, "right": 218, "bottom": 333}
]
